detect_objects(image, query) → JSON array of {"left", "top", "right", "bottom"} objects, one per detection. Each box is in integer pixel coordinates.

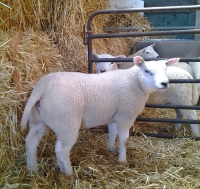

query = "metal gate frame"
[{"left": 84, "top": 5, "right": 200, "bottom": 140}]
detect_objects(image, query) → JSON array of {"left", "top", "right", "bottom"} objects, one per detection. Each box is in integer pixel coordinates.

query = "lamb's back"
[{"left": 39, "top": 70, "right": 148, "bottom": 127}]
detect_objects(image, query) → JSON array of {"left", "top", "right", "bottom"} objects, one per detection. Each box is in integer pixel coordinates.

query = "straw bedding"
[{"left": 0, "top": 0, "right": 200, "bottom": 188}]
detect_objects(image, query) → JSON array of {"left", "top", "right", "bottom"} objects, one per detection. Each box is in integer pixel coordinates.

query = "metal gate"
[{"left": 84, "top": 5, "right": 200, "bottom": 140}]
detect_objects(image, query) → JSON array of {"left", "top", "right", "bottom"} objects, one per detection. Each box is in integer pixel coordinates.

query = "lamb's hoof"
[
  {"left": 107, "top": 143, "right": 115, "bottom": 153},
  {"left": 27, "top": 168, "right": 38, "bottom": 176},
  {"left": 118, "top": 158, "right": 128, "bottom": 164},
  {"left": 59, "top": 163, "right": 73, "bottom": 176},
  {"left": 174, "top": 123, "right": 182, "bottom": 131},
  {"left": 190, "top": 128, "right": 200, "bottom": 138},
  {"left": 61, "top": 169, "right": 73, "bottom": 176}
]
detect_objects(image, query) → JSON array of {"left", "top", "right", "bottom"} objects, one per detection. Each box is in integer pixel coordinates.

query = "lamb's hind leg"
[
  {"left": 179, "top": 109, "right": 200, "bottom": 137},
  {"left": 54, "top": 122, "right": 80, "bottom": 175},
  {"left": 25, "top": 123, "right": 47, "bottom": 173}
]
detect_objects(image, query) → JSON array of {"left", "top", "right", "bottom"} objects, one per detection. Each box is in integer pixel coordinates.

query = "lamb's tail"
[{"left": 20, "top": 81, "right": 45, "bottom": 131}]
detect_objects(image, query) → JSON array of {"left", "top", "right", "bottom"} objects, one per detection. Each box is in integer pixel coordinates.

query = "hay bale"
[{"left": 0, "top": 29, "right": 66, "bottom": 183}]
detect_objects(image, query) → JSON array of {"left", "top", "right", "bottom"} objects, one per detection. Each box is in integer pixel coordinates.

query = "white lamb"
[
  {"left": 172, "top": 62, "right": 194, "bottom": 77},
  {"left": 113, "top": 43, "right": 194, "bottom": 79},
  {"left": 95, "top": 54, "right": 199, "bottom": 137},
  {"left": 95, "top": 54, "right": 126, "bottom": 73},
  {"left": 118, "top": 43, "right": 159, "bottom": 70},
  {"left": 21, "top": 56, "right": 178, "bottom": 175},
  {"left": 189, "top": 61, "right": 200, "bottom": 96}
]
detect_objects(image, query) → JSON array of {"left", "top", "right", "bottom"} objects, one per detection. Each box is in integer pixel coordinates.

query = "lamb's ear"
[
  {"left": 86, "top": 51, "right": 98, "bottom": 59},
  {"left": 165, "top": 58, "right": 180, "bottom": 66},
  {"left": 92, "top": 53, "right": 98, "bottom": 59},
  {"left": 150, "top": 43, "right": 156, "bottom": 47},
  {"left": 134, "top": 56, "right": 145, "bottom": 67}
]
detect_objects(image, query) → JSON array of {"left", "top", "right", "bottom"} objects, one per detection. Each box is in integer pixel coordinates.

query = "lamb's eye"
[
  {"left": 146, "top": 51, "right": 150, "bottom": 54},
  {"left": 145, "top": 69, "right": 153, "bottom": 75}
]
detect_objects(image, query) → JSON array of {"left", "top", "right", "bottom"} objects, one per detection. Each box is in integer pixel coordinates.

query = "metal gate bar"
[
  {"left": 145, "top": 104, "right": 200, "bottom": 109},
  {"left": 90, "top": 128, "right": 200, "bottom": 141},
  {"left": 103, "top": 26, "right": 200, "bottom": 31},
  {"left": 136, "top": 118, "right": 200, "bottom": 124}
]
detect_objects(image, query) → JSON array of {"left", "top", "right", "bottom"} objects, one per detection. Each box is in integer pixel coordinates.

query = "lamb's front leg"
[
  {"left": 174, "top": 109, "right": 183, "bottom": 131},
  {"left": 107, "top": 122, "right": 118, "bottom": 152},
  {"left": 179, "top": 109, "right": 200, "bottom": 137},
  {"left": 117, "top": 125, "right": 130, "bottom": 163}
]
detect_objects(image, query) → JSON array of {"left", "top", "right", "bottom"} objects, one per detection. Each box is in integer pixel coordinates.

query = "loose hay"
[
  {"left": 0, "top": 0, "right": 200, "bottom": 188},
  {"left": 2, "top": 130, "right": 200, "bottom": 188}
]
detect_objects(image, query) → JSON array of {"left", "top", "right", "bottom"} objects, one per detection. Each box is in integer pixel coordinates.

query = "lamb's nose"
[
  {"left": 161, "top": 82, "right": 168, "bottom": 88},
  {"left": 100, "top": 70, "right": 106, "bottom": 73},
  {"left": 157, "top": 55, "right": 160, "bottom": 58}
]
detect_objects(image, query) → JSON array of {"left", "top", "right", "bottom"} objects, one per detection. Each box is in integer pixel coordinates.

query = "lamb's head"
[
  {"left": 137, "top": 43, "right": 159, "bottom": 59},
  {"left": 134, "top": 56, "right": 180, "bottom": 90},
  {"left": 93, "top": 53, "right": 126, "bottom": 73}
]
